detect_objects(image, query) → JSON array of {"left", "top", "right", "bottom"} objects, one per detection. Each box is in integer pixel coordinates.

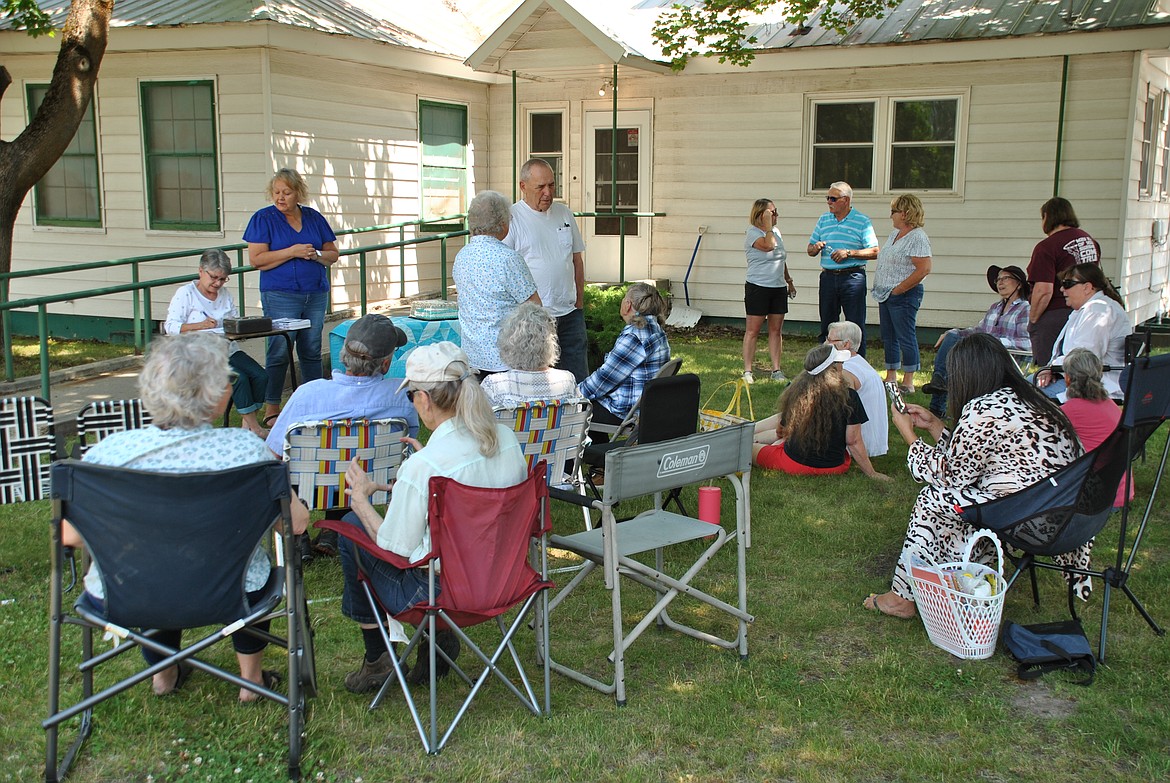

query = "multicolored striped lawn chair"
[
  {"left": 74, "top": 399, "right": 153, "bottom": 459},
  {"left": 493, "top": 399, "right": 591, "bottom": 487},
  {"left": 0, "top": 396, "right": 56, "bottom": 504},
  {"left": 282, "top": 418, "right": 411, "bottom": 510}
]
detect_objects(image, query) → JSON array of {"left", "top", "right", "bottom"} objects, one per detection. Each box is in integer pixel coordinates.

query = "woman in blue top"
[
  {"left": 577, "top": 282, "right": 671, "bottom": 440},
  {"left": 743, "top": 198, "right": 795, "bottom": 384},
  {"left": 244, "top": 168, "right": 339, "bottom": 420}
]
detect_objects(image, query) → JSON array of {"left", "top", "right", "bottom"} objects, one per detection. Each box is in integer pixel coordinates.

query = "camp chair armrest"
[
  {"left": 314, "top": 518, "right": 432, "bottom": 569},
  {"left": 549, "top": 486, "right": 599, "bottom": 508}
]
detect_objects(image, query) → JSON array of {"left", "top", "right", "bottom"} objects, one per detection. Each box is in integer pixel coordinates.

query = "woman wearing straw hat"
[{"left": 921, "top": 264, "right": 1031, "bottom": 417}]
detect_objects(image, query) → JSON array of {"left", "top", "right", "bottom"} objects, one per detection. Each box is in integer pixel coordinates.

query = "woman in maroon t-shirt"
[{"left": 1026, "top": 197, "right": 1100, "bottom": 366}]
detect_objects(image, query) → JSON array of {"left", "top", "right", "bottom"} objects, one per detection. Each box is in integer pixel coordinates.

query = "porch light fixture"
[{"left": 598, "top": 79, "right": 612, "bottom": 97}]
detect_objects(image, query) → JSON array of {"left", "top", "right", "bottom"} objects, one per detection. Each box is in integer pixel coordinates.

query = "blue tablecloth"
[{"left": 330, "top": 316, "right": 462, "bottom": 379}]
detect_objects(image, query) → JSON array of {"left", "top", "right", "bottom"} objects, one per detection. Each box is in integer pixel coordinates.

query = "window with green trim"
[
  {"left": 419, "top": 100, "right": 468, "bottom": 232},
  {"left": 27, "top": 84, "right": 101, "bottom": 227},
  {"left": 141, "top": 81, "right": 220, "bottom": 231}
]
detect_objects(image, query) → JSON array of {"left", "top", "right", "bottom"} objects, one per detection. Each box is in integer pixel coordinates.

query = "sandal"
[
  {"left": 239, "top": 669, "right": 283, "bottom": 703},
  {"left": 155, "top": 661, "right": 193, "bottom": 697},
  {"left": 863, "top": 592, "right": 917, "bottom": 619}
]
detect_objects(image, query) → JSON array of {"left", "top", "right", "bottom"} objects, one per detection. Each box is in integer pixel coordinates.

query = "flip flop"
[
  {"left": 239, "top": 669, "right": 283, "bottom": 704},
  {"left": 156, "top": 661, "right": 193, "bottom": 697},
  {"left": 863, "top": 592, "right": 917, "bottom": 619}
]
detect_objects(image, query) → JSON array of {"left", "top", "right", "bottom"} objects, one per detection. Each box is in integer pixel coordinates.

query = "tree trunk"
[{"left": 0, "top": 0, "right": 114, "bottom": 280}]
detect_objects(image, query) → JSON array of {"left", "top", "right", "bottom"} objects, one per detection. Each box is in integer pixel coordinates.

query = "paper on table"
[{"left": 271, "top": 318, "right": 312, "bottom": 330}]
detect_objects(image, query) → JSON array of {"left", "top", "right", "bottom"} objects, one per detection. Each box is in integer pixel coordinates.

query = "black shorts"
[{"left": 745, "top": 282, "right": 789, "bottom": 316}]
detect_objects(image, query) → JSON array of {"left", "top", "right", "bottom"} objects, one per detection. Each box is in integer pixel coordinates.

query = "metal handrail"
[
  {"left": 3, "top": 210, "right": 666, "bottom": 402},
  {"left": 0, "top": 216, "right": 469, "bottom": 391}
]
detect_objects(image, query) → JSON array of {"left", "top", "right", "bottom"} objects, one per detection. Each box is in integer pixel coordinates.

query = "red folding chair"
[{"left": 316, "top": 462, "right": 551, "bottom": 754}]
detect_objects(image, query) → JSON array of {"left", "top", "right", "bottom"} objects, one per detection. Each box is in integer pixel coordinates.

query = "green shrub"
[{"left": 582, "top": 283, "right": 632, "bottom": 370}]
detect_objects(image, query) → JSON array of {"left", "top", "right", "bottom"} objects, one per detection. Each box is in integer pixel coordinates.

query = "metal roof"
[
  {"left": 7, "top": 1, "right": 1170, "bottom": 62},
  {"left": 633, "top": 0, "right": 1170, "bottom": 51},
  {"left": 1, "top": 1, "right": 518, "bottom": 58}
]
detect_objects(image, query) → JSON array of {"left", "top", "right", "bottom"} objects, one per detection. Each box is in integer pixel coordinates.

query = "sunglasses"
[
  {"left": 1059, "top": 278, "right": 1088, "bottom": 289},
  {"left": 227, "top": 371, "right": 239, "bottom": 384},
  {"left": 826, "top": 196, "right": 847, "bottom": 203},
  {"left": 406, "top": 388, "right": 427, "bottom": 403}
]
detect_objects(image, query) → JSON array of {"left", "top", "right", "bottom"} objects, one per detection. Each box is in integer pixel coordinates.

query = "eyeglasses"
[
  {"left": 202, "top": 269, "right": 229, "bottom": 284},
  {"left": 1059, "top": 278, "right": 1088, "bottom": 289},
  {"left": 227, "top": 371, "right": 239, "bottom": 384},
  {"left": 995, "top": 275, "right": 1017, "bottom": 283},
  {"left": 406, "top": 388, "right": 427, "bottom": 403},
  {"left": 826, "top": 196, "right": 847, "bottom": 203}
]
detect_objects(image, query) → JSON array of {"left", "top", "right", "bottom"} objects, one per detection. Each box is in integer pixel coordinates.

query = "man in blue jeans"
[{"left": 806, "top": 181, "right": 879, "bottom": 356}]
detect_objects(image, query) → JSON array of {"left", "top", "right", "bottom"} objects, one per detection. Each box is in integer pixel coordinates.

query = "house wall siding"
[
  {"left": 488, "top": 50, "right": 1160, "bottom": 329},
  {"left": 3, "top": 42, "right": 485, "bottom": 322}
]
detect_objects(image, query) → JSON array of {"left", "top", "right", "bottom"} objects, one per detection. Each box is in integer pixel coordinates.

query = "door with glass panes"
[{"left": 583, "top": 110, "right": 650, "bottom": 282}]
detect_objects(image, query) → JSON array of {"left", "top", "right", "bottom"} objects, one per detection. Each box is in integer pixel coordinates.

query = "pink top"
[{"left": 1063, "top": 397, "right": 1133, "bottom": 507}]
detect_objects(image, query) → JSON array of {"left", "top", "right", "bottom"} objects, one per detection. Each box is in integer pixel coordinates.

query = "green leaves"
[
  {"left": 2, "top": 0, "right": 56, "bottom": 37},
  {"left": 651, "top": 0, "right": 900, "bottom": 71}
]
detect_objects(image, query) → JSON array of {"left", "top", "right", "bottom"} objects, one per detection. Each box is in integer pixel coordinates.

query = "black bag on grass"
[{"left": 1002, "top": 619, "right": 1095, "bottom": 685}]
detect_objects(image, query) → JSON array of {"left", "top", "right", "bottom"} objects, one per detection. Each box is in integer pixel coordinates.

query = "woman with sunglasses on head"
[
  {"left": 871, "top": 194, "right": 932, "bottom": 395},
  {"left": 1035, "top": 263, "right": 1129, "bottom": 401},
  {"left": 163, "top": 249, "right": 269, "bottom": 437},
  {"left": 742, "top": 198, "right": 795, "bottom": 384}
]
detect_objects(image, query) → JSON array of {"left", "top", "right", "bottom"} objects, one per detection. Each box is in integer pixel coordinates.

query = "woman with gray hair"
[
  {"left": 63, "top": 332, "right": 308, "bottom": 700},
  {"left": 481, "top": 301, "right": 578, "bottom": 407},
  {"left": 164, "top": 248, "right": 269, "bottom": 435},
  {"left": 577, "top": 283, "right": 671, "bottom": 437},
  {"left": 339, "top": 342, "right": 527, "bottom": 691},
  {"left": 453, "top": 190, "right": 541, "bottom": 376},
  {"left": 1062, "top": 347, "right": 1131, "bottom": 508}
]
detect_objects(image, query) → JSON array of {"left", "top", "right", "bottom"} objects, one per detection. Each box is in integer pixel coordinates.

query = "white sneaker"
[
  {"left": 770, "top": 370, "right": 787, "bottom": 382},
  {"left": 742, "top": 371, "right": 754, "bottom": 385}
]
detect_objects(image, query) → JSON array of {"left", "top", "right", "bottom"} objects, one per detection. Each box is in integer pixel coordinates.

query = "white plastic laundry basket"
[{"left": 903, "top": 530, "right": 1007, "bottom": 660}]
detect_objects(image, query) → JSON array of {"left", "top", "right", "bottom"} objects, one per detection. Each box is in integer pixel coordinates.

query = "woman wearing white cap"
[
  {"left": 751, "top": 344, "right": 888, "bottom": 479},
  {"left": 335, "top": 341, "right": 526, "bottom": 693}
]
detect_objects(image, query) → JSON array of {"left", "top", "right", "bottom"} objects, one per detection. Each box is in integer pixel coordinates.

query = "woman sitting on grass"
[
  {"left": 865, "top": 333, "right": 1082, "bottom": 619},
  {"left": 752, "top": 344, "right": 889, "bottom": 480}
]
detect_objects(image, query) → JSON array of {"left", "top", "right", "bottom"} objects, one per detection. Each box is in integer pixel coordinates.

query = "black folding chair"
[
  {"left": 581, "top": 373, "right": 700, "bottom": 517},
  {"left": 45, "top": 461, "right": 314, "bottom": 782},
  {"left": 72, "top": 399, "right": 153, "bottom": 459},
  {"left": 959, "top": 351, "right": 1170, "bottom": 662}
]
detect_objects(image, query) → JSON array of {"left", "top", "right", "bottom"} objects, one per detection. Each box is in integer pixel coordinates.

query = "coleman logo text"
[{"left": 658, "top": 445, "right": 709, "bottom": 478}]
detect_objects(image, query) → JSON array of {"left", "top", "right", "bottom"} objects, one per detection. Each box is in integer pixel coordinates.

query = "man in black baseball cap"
[{"left": 265, "top": 313, "right": 415, "bottom": 558}]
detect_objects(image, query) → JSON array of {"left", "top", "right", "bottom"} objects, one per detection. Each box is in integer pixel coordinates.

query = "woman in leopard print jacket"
[{"left": 865, "top": 333, "right": 1083, "bottom": 619}]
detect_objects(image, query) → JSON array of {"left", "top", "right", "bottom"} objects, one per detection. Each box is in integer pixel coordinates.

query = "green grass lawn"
[
  {"left": 9, "top": 336, "right": 136, "bottom": 379},
  {"left": 2, "top": 330, "right": 1168, "bottom": 782}
]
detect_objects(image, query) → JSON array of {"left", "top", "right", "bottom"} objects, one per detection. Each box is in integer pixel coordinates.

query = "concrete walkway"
[{"left": 0, "top": 307, "right": 406, "bottom": 439}]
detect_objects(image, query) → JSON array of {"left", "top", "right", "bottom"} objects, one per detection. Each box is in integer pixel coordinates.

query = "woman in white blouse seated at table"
[
  {"left": 481, "top": 301, "right": 578, "bottom": 408},
  {"left": 164, "top": 249, "right": 269, "bottom": 436},
  {"left": 1035, "top": 262, "right": 1130, "bottom": 402}
]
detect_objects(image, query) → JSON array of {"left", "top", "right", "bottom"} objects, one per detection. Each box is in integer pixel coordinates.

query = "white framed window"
[
  {"left": 526, "top": 108, "right": 566, "bottom": 199},
  {"left": 419, "top": 99, "right": 469, "bottom": 231},
  {"left": 807, "top": 93, "right": 965, "bottom": 194},
  {"left": 1140, "top": 88, "right": 1157, "bottom": 199}
]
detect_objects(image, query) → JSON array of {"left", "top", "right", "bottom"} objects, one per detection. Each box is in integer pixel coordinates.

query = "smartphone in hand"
[{"left": 884, "top": 381, "right": 908, "bottom": 414}]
